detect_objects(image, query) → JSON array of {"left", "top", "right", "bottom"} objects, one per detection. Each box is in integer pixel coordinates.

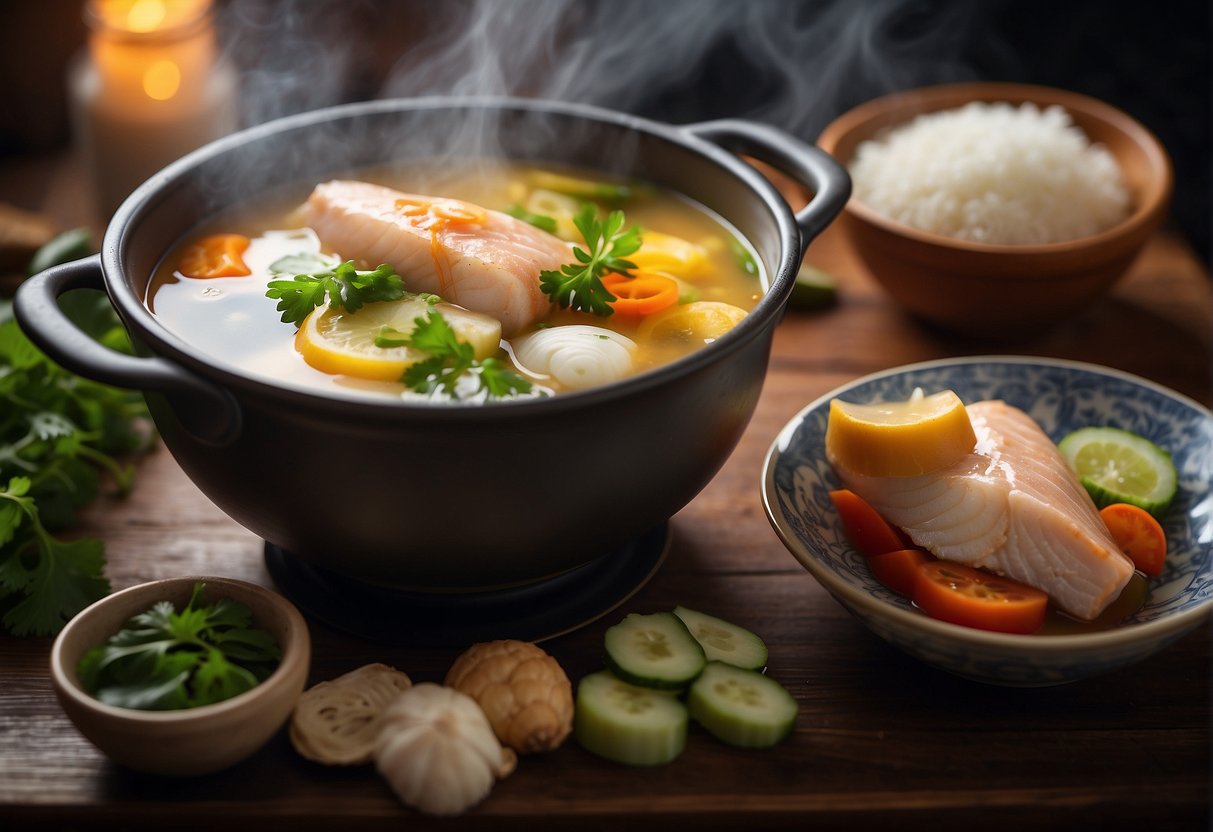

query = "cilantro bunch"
[
  {"left": 77, "top": 582, "right": 281, "bottom": 710},
  {"left": 539, "top": 205, "right": 642, "bottom": 316},
  {"left": 0, "top": 292, "right": 151, "bottom": 636}
]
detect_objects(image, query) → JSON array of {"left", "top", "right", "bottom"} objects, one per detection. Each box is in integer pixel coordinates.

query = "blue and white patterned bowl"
[{"left": 762, "top": 356, "right": 1213, "bottom": 686}]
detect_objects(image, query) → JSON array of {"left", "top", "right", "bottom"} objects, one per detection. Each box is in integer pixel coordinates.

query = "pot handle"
[
  {"left": 681, "top": 119, "right": 851, "bottom": 248},
  {"left": 14, "top": 255, "right": 242, "bottom": 447}
]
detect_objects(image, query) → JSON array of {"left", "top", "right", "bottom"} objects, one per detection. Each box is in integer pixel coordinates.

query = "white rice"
[{"left": 849, "top": 101, "right": 1131, "bottom": 245}]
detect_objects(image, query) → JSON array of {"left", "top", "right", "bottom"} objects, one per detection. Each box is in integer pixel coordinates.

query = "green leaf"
[
  {"left": 537, "top": 205, "right": 641, "bottom": 316},
  {"left": 265, "top": 261, "right": 405, "bottom": 326},
  {"left": 396, "top": 312, "right": 532, "bottom": 400},
  {"left": 1, "top": 535, "right": 108, "bottom": 636},
  {"left": 75, "top": 582, "right": 281, "bottom": 710}
]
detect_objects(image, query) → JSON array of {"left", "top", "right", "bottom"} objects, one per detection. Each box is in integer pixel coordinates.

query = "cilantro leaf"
[
  {"left": 394, "top": 313, "right": 534, "bottom": 401},
  {"left": 265, "top": 260, "right": 405, "bottom": 326},
  {"left": 77, "top": 582, "right": 281, "bottom": 710},
  {"left": 538, "top": 205, "right": 641, "bottom": 316}
]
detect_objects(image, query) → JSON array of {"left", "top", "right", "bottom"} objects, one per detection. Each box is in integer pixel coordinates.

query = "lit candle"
[{"left": 68, "top": 0, "right": 238, "bottom": 219}]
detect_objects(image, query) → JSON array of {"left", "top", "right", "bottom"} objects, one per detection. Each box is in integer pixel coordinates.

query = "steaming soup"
[{"left": 147, "top": 164, "right": 765, "bottom": 402}]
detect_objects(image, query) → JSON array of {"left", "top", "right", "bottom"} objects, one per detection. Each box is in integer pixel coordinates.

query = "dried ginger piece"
[
  {"left": 290, "top": 663, "right": 412, "bottom": 765},
  {"left": 445, "top": 640, "right": 573, "bottom": 753}
]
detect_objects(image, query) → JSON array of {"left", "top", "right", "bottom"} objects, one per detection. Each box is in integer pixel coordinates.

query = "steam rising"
[{"left": 220, "top": 0, "right": 989, "bottom": 139}]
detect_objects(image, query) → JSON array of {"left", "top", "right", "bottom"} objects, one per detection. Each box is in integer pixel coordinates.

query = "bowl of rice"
[{"left": 817, "top": 82, "right": 1172, "bottom": 336}]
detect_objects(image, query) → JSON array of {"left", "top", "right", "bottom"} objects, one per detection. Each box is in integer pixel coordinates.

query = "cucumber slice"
[
  {"left": 673, "top": 606, "right": 768, "bottom": 671},
  {"left": 603, "top": 612, "right": 706, "bottom": 690},
  {"left": 687, "top": 662, "right": 798, "bottom": 749},
  {"left": 1057, "top": 427, "right": 1177, "bottom": 516},
  {"left": 574, "top": 671, "right": 687, "bottom": 766},
  {"left": 789, "top": 263, "right": 838, "bottom": 310}
]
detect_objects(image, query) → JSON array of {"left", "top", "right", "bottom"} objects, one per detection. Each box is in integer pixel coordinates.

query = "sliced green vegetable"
[
  {"left": 1057, "top": 427, "right": 1177, "bottom": 516},
  {"left": 789, "top": 263, "right": 837, "bottom": 310},
  {"left": 729, "top": 237, "right": 759, "bottom": 278},
  {"left": 673, "top": 606, "right": 768, "bottom": 671},
  {"left": 530, "top": 171, "right": 635, "bottom": 203},
  {"left": 687, "top": 662, "right": 797, "bottom": 749},
  {"left": 574, "top": 670, "right": 687, "bottom": 766},
  {"left": 603, "top": 611, "right": 705, "bottom": 690},
  {"left": 505, "top": 204, "right": 558, "bottom": 234}
]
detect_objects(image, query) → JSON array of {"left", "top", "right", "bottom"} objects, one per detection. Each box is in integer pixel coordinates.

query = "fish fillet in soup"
[
  {"left": 834, "top": 400, "right": 1135, "bottom": 620},
  {"left": 301, "top": 180, "right": 571, "bottom": 335}
]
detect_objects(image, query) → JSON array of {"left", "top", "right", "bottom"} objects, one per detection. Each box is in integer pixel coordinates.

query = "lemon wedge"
[
  {"left": 296, "top": 297, "right": 501, "bottom": 382},
  {"left": 826, "top": 388, "right": 977, "bottom": 477}
]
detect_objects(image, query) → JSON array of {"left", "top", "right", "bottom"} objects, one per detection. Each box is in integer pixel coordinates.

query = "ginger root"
[{"left": 445, "top": 640, "right": 573, "bottom": 754}]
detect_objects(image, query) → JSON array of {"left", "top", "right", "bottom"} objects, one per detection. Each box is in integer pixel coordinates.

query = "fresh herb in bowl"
[{"left": 77, "top": 581, "right": 281, "bottom": 710}]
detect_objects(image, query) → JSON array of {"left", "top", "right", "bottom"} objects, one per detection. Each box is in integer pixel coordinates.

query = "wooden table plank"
[{"left": 1, "top": 159, "right": 1209, "bottom": 830}]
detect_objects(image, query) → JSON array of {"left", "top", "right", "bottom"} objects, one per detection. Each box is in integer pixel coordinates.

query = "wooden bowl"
[
  {"left": 817, "top": 82, "right": 1172, "bottom": 336},
  {"left": 50, "top": 576, "right": 310, "bottom": 776}
]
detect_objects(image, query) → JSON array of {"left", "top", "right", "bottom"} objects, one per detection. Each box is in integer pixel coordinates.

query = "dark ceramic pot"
[{"left": 16, "top": 97, "right": 849, "bottom": 590}]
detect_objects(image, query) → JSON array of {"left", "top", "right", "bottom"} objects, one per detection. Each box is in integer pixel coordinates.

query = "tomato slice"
[
  {"left": 912, "top": 561, "right": 1048, "bottom": 634},
  {"left": 829, "top": 489, "right": 912, "bottom": 557},
  {"left": 601, "top": 271, "right": 679, "bottom": 317},
  {"left": 1100, "top": 503, "right": 1167, "bottom": 577},
  {"left": 178, "top": 234, "right": 252, "bottom": 278},
  {"left": 868, "top": 548, "right": 933, "bottom": 596}
]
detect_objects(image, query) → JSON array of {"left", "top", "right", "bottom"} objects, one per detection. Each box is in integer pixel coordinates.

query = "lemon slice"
[
  {"left": 635, "top": 301, "right": 747, "bottom": 346},
  {"left": 296, "top": 297, "right": 501, "bottom": 382},
  {"left": 1057, "top": 427, "right": 1177, "bottom": 516},
  {"left": 826, "top": 388, "right": 977, "bottom": 477}
]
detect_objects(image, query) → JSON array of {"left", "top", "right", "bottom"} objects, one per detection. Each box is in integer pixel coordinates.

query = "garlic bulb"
[
  {"left": 374, "top": 683, "right": 517, "bottom": 817},
  {"left": 511, "top": 325, "right": 636, "bottom": 390}
]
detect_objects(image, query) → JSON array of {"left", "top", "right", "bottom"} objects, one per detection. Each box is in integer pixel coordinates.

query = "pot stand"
[{"left": 264, "top": 524, "right": 670, "bottom": 646}]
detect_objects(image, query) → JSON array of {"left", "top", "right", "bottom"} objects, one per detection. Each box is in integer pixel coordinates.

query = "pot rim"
[{"left": 102, "top": 96, "right": 804, "bottom": 419}]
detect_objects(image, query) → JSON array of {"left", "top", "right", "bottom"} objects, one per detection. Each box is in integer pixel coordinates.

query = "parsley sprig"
[
  {"left": 265, "top": 259, "right": 405, "bottom": 326},
  {"left": 538, "top": 205, "right": 642, "bottom": 316},
  {"left": 376, "top": 313, "right": 533, "bottom": 400},
  {"left": 77, "top": 582, "right": 281, "bottom": 710},
  {"left": 0, "top": 281, "right": 152, "bottom": 637}
]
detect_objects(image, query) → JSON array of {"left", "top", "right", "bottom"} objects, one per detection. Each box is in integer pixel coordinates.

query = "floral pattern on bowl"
[{"left": 762, "top": 356, "right": 1213, "bottom": 686}]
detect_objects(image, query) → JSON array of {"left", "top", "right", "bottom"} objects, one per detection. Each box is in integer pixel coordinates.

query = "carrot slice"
[
  {"left": 601, "top": 271, "right": 679, "bottom": 317},
  {"left": 912, "top": 561, "right": 1048, "bottom": 635},
  {"left": 1100, "top": 503, "right": 1167, "bottom": 577},
  {"left": 867, "top": 547, "right": 933, "bottom": 596},
  {"left": 829, "top": 489, "right": 912, "bottom": 557},
  {"left": 178, "top": 234, "right": 252, "bottom": 278}
]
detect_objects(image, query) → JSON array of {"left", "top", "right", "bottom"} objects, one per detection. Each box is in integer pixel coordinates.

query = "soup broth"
[{"left": 147, "top": 163, "right": 765, "bottom": 402}]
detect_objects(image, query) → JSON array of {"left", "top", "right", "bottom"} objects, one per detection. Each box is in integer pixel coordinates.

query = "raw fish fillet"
[
  {"left": 302, "top": 180, "right": 571, "bottom": 335},
  {"left": 834, "top": 400, "right": 1134, "bottom": 620}
]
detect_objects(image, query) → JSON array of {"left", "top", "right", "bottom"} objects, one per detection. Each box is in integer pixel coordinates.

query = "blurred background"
[{"left": 1, "top": 0, "right": 1208, "bottom": 262}]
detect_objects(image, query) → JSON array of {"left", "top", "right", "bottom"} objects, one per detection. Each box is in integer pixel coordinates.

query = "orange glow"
[
  {"left": 142, "top": 59, "right": 181, "bottom": 100},
  {"left": 94, "top": 0, "right": 210, "bottom": 34},
  {"left": 126, "top": 0, "right": 167, "bottom": 32}
]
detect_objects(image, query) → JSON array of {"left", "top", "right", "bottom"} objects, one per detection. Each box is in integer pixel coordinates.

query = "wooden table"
[{"left": 2, "top": 154, "right": 1210, "bottom": 831}]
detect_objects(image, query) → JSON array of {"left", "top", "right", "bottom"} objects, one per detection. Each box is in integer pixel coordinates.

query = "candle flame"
[
  {"left": 126, "top": 0, "right": 167, "bottom": 32},
  {"left": 143, "top": 59, "right": 181, "bottom": 100}
]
